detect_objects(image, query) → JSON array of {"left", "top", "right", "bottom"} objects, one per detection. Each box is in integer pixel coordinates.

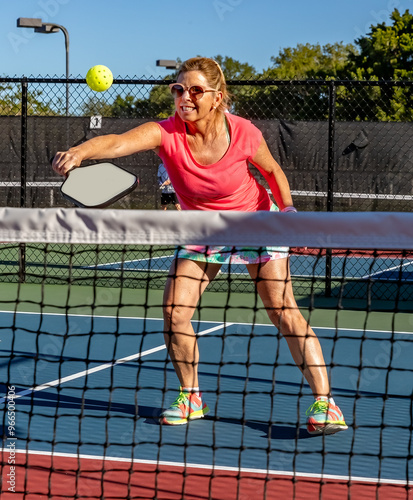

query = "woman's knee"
[
  {"left": 266, "top": 306, "right": 302, "bottom": 334},
  {"left": 163, "top": 303, "right": 195, "bottom": 330}
]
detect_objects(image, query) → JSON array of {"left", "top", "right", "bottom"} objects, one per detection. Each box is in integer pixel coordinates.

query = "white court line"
[
  {"left": 0, "top": 448, "right": 411, "bottom": 487},
  {"left": 83, "top": 254, "right": 175, "bottom": 270},
  {"left": 0, "top": 309, "right": 220, "bottom": 323},
  {"left": 0, "top": 322, "right": 232, "bottom": 404},
  {"left": 361, "top": 260, "right": 413, "bottom": 280},
  {"left": 0, "top": 309, "right": 411, "bottom": 335}
]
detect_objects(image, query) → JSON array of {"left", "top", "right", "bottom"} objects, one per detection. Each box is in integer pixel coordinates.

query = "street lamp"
[
  {"left": 156, "top": 59, "right": 180, "bottom": 70},
  {"left": 17, "top": 17, "right": 70, "bottom": 115}
]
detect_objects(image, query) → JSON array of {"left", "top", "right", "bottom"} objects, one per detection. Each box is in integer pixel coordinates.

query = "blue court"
[
  {"left": 87, "top": 252, "right": 413, "bottom": 282},
  {"left": 1, "top": 310, "right": 412, "bottom": 485}
]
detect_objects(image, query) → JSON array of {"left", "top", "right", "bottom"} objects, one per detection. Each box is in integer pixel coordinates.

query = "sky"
[{"left": 0, "top": 0, "right": 409, "bottom": 79}]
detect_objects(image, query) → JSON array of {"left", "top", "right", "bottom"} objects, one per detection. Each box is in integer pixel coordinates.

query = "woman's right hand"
[{"left": 52, "top": 149, "right": 83, "bottom": 177}]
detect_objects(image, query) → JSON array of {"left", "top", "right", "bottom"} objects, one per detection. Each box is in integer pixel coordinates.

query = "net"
[{"left": 0, "top": 208, "right": 412, "bottom": 499}]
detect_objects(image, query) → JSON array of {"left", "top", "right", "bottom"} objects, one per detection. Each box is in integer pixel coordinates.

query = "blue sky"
[{"left": 0, "top": 0, "right": 409, "bottom": 78}]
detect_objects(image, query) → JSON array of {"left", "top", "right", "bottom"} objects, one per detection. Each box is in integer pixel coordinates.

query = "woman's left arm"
[{"left": 250, "top": 137, "right": 294, "bottom": 211}]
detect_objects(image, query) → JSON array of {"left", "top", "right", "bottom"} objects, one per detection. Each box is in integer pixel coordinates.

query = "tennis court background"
[
  {"left": 1, "top": 209, "right": 413, "bottom": 499},
  {"left": 1, "top": 75, "right": 413, "bottom": 498}
]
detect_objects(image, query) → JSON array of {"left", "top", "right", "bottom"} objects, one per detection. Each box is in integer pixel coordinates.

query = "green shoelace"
[
  {"left": 305, "top": 400, "right": 329, "bottom": 416},
  {"left": 170, "top": 392, "right": 189, "bottom": 408}
]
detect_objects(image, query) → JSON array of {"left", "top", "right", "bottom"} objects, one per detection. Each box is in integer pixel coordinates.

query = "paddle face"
[{"left": 60, "top": 162, "right": 138, "bottom": 208}]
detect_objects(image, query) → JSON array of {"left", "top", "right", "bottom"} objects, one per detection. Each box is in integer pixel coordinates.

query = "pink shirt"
[{"left": 157, "top": 112, "right": 272, "bottom": 211}]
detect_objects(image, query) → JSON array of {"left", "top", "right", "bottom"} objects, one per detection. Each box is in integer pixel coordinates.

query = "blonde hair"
[{"left": 177, "top": 57, "right": 230, "bottom": 113}]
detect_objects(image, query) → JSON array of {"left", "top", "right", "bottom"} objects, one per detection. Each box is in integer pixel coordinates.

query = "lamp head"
[{"left": 17, "top": 17, "right": 43, "bottom": 28}]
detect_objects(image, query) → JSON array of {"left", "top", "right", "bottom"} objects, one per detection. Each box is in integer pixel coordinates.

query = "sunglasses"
[{"left": 169, "top": 83, "right": 218, "bottom": 100}]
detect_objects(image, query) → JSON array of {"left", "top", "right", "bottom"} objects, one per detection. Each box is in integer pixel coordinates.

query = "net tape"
[{"left": 0, "top": 207, "right": 412, "bottom": 248}]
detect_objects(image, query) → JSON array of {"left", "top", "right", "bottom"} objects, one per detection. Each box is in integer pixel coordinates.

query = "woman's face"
[{"left": 173, "top": 70, "right": 222, "bottom": 124}]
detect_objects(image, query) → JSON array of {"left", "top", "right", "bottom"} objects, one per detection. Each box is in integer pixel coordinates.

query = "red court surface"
[{"left": 1, "top": 450, "right": 412, "bottom": 500}]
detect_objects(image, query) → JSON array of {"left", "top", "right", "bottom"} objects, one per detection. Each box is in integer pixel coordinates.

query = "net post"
[
  {"left": 20, "top": 78, "right": 28, "bottom": 208},
  {"left": 19, "top": 79, "right": 28, "bottom": 283},
  {"left": 325, "top": 80, "right": 337, "bottom": 297}
]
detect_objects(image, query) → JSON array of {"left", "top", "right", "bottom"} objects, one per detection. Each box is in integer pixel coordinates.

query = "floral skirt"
[{"left": 176, "top": 205, "right": 289, "bottom": 264}]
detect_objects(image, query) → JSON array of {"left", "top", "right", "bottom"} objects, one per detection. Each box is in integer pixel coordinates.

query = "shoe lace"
[
  {"left": 306, "top": 400, "right": 329, "bottom": 416},
  {"left": 170, "top": 392, "right": 189, "bottom": 408}
]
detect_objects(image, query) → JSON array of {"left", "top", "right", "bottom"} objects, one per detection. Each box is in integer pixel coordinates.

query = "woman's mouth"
[{"left": 181, "top": 106, "right": 195, "bottom": 113}]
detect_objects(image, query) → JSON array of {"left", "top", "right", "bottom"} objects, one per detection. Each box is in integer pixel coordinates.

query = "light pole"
[
  {"left": 17, "top": 18, "right": 70, "bottom": 115},
  {"left": 156, "top": 60, "right": 180, "bottom": 70}
]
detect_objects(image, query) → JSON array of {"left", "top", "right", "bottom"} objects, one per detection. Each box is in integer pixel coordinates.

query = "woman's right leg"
[
  {"left": 163, "top": 257, "right": 221, "bottom": 387},
  {"left": 161, "top": 257, "right": 221, "bottom": 425}
]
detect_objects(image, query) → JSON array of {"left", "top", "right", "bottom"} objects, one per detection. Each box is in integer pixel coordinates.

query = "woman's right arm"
[{"left": 52, "top": 121, "right": 162, "bottom": 176}]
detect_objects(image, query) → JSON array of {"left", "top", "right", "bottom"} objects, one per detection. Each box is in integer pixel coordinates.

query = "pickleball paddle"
[{"left": 60, "top": 162, "right": 138, "bottom": 208}]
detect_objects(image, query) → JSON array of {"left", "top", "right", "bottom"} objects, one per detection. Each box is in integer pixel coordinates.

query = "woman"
[{"left": 52, "top": 57, "right": 347, "bottom": 435}]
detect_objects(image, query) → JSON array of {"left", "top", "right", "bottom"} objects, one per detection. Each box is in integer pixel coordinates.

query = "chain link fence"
[{"left": 1, "top": 77, "right": 413, "bottom": 211}]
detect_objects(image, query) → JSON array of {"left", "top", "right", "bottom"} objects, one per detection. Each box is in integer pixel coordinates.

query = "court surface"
[
  {"left": 1, "top": 303, "right": 413, "bottom": 499},
  {"left": 89, "top": 251, "right": 413, "bottom": 283}
]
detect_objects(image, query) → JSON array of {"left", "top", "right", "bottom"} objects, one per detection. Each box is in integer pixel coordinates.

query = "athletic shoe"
[
  {"left": 161, "top": 388, "right": 210, "bottom": 425},
  {"left": 306, "top": 400, "right": 348, "bottom": 435}
]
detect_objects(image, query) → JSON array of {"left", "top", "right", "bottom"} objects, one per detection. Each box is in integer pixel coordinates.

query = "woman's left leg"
[
  {"left": 246, "top": 258, "right": 347, "bottom": 434},
  {"left": 247, "top": 258, "right": 329, "bottom": 396}
]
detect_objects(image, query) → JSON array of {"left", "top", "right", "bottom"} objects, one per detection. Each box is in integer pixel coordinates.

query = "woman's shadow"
[{"left": 142, "top": 407, "right": 313, "bottom": 439}]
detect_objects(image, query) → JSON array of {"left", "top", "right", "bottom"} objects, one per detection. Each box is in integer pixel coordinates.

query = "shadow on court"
[
  {"left": 9, "top": 386, "right": 316, "bottom": 440},
  {"left": 144, "top": 415, "right": 313, "bottom": 439}
]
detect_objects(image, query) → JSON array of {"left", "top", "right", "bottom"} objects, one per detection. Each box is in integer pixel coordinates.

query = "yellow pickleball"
[{"left": 86, "top": 65, "right": 113, "bottom": 92}]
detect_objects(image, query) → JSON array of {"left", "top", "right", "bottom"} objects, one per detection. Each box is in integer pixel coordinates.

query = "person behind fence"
[
  {"left": 158, "top": 163, "right": 181, "bottom": 210},
  {"left": 52, "top": 56, "right": 347, "bottom": 435}
]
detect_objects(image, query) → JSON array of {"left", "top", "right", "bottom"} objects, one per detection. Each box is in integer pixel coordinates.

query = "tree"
[
  {"left": 0, "top": 83, "right": 58, "bottom": 116},
  {"left": 80, "top": 95, "right": 115, "bottom": 117},
  {"left": 347, "top": 9, "right": 413, "bottom": 80},
  {"left": 80, "top": 82, "right": 175, "bottom": 119},
  {"left": 341, "top": 9, "right": 413, "bottom": 121},
  {"left": 234, "top": 43, "right": 355, "bottom": 119},
  {"left": 268, "top": 42, "right": 355, "bottom": 80},
  {"left": 211, "top": 55, "right": 257, "bottom": 114},
  {"left": 213, "top": 55, "right": 257, "bottom": 80}
]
